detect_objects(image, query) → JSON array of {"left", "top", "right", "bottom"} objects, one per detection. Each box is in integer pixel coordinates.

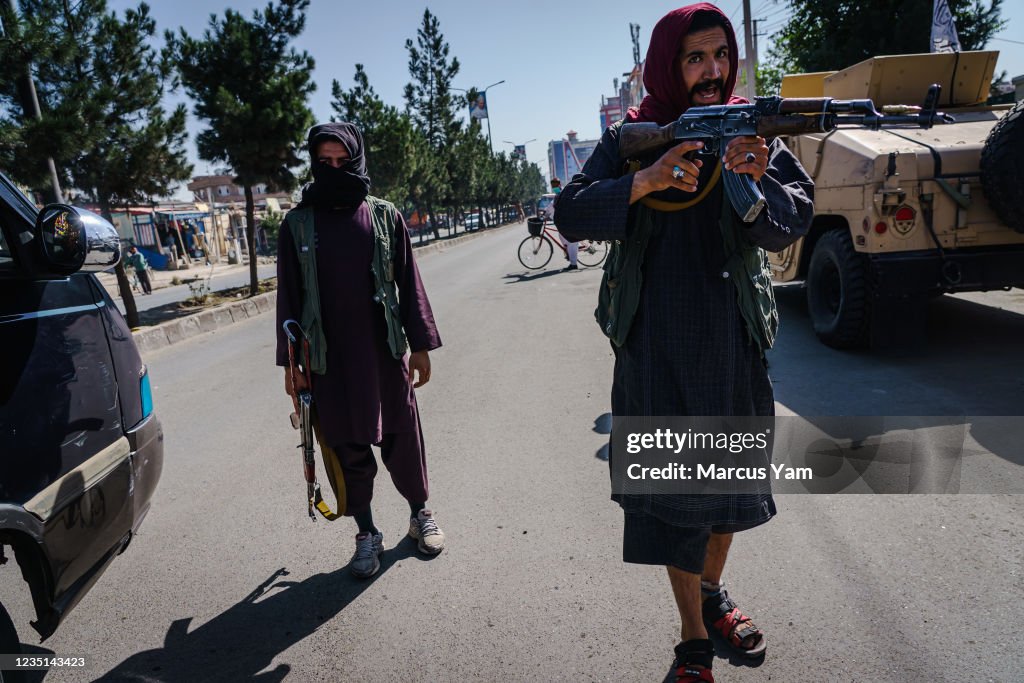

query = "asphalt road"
[{"left": 3, "top": 222, "right": 1022, "bottom": 682}]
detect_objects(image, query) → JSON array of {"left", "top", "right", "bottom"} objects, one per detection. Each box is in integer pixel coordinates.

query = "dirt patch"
[{"left": 137, "top": 278, "right": 277, "bottom": 327}]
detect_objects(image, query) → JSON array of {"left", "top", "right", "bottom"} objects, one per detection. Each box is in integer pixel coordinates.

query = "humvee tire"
[
  {"left": 806, "top": 229, "right": 870, "bottom": 348},
  {"left": 981, "top": 100, "right": 1024, "bottom": 234}
]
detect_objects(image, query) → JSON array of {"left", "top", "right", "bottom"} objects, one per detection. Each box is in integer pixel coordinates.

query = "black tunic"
[{"left": 556, "top": 126, "right": 814, "bottom": 528}]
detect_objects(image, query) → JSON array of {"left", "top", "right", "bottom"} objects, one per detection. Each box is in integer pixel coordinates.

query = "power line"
[
  {"left": 992, "top": 37, "right": 1024, "bottom": 46},
  {"left": 760, "top": 3, "right": 792, "bottom": 20},
  {"left": 728, "top": 1, "right": 743, "bottom": 23}
]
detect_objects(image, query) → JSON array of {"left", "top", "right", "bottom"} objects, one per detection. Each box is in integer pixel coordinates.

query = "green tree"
[
  {"left": 260, "top": 208, "right": 283, "bottom": 251},
  {"left": 404, "top": 8, "right": 461, "bottom": 239},
  {"left": 0, "top": 0, "right": 108, "bottom": 200},
  {"left": 447, "top": 106, "right": 489, "bottom": 228},
  {"left": 1, "top": 1, "right": 192, "bottom": 327},
  {"left": 169, "top": 0, "right": 314, "bottom": 296},
  {"left": 331, "top": 64, "right": 415, "bottom": 205},
  {"left": 762, "top": 0, "right": 1005, "bottom": 95}
]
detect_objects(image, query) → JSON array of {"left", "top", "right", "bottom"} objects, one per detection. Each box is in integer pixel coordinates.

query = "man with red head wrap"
[{"left": 556, "top": 5, "right": 813, "bottom": 681}]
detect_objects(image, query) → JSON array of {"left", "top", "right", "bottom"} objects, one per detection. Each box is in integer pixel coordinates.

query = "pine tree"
[
  {"left": 331, "top": 65, "right": 415, "bottom": 205},
  {"left": 0, "top": 0, "right": 108, "bottom": 200},
  {"left": 1, "top": 1, "right": 192, "bottom": 327},
  {"left": 403, "top": 8, "right": 461, "bottom": 239},
  {"left": 169, "top": 0, "right": 314, "bottom": 296}
]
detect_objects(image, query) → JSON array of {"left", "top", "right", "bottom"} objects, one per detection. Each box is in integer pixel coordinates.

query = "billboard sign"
[{"left": 470, "top": 92, "right": 488, "bottom": 119}]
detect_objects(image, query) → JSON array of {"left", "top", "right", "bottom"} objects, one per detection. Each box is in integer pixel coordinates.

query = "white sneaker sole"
[{"left": 416, "top": 538, "right": 444, "bottom": 555}]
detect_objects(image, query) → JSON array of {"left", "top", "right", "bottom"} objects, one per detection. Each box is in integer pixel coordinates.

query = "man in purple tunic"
[{"left": 276, "top": 122, "right": 444, "bottom": 578}]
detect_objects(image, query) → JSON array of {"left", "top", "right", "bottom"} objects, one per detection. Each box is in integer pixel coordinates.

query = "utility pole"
[
  {"left": 630, "top": 23, "right": 641, "bottom": 67},
  {"left": 742, "top": 0, "right": 756, "bottom": 100},
  {"left": 2, "top": 0, "right": 64, "bottom": 203}
]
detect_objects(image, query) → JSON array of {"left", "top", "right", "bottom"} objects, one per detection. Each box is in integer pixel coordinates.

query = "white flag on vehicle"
[{"left": 931, "top": 0, "right": 961, "bottom": 53}]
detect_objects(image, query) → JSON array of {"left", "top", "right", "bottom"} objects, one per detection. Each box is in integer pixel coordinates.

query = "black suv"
[{"left": 0, "top": 171, "right": 163, "bottom": 664}]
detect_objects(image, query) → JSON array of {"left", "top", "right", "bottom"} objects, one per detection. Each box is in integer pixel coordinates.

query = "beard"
[{"left": 690, "top": 78, "right": 726, "bottom": 106}]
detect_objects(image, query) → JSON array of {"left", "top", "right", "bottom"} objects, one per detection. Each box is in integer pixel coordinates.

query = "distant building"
[
  {"left": 600, "top": 95, "right": 624, "bottom": 132},
  {"left": 599, "top": 63, "right": 646, "bottom": 132},
  {"left": 548, "top": 130, "right": 599, "bottom": 184},
  {"left": 186, "top": 175, "right": 294, "bottom": 211}
]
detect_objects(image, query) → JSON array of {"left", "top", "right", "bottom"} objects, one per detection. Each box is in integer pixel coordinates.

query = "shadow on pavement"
[
  {"left": 771, "top": 288, "right": 1024, "bottom": 468},
  {"left": 91, "top": 538, "right": 430, "bottom": 682},
  {"left": 594, "top": 412, "right": 612, "bottom": 461},
  {"left": 502, "top": 270, "right": 566, "bottom": 284}
]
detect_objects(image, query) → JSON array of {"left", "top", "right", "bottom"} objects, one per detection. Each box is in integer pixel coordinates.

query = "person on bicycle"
[
  {"left": 554, "top": 4, "right": 814, "bottom": 681},
  {"left": 547, "top": 178, "right": 578, "bottom": 271},
  {"left": 126, "top": 245, "right": 152, "bottom": 295},
  {"left": 275, "top": 122, "right": 445, "bottom": 578}
]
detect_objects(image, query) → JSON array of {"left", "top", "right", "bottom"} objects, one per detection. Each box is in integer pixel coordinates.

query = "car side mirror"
[{"left": 34, "top": 204, "right": 120, "bottom": 275}]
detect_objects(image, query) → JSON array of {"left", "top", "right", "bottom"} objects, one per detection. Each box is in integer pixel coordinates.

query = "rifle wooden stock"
[{"left": 618, "top": 122, "right": 678, "bottom": 159}]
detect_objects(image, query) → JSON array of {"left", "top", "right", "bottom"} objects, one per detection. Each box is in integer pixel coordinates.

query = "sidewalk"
[{"left": 95, "top": 256, "right": 275, "bottom": 301}]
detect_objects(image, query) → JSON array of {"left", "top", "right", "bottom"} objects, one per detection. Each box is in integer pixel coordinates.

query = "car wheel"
[
  {"left": 981, "top": 99, "right": 1024, "bottom": 233},
  {"left": 806, "top": 229, "right": 870, "bottom": 349},
  {"left": 0, "top": 602, "right": 24, "bottom": 683}
]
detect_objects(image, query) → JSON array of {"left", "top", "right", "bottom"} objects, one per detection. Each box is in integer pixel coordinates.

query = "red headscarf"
[{"left": 627, "top": 3, "right": 745, "bottom": 125}]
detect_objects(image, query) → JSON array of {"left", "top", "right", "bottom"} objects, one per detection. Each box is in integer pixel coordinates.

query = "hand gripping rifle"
[
  {"left": 283, "top": 319, "right": 340, "bottom": 521},
  {"left": 619, "top": 83, "right": 954, "bottom": 222}
]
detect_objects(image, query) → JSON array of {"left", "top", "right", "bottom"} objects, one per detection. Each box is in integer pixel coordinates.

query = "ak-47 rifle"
[
  {"left": 283, "top": 319, "right": 334, "bottom": 521},
  {"left": 619, "top": 83, "right": 954, "bottom": 222}
]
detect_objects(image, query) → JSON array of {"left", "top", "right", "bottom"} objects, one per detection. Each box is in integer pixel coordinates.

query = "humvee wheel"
[
  {"left": 981, "top": 100, "right": 1024, "bottom": 233},
  {"left": 806, "top": 229, "right": 870, "bottom": 348}
]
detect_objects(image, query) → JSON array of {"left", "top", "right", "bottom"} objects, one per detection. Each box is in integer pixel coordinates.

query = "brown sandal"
[
  {"left": 672, "top": 639, "right": 715, "bottom": 682},
  {"left": 702, "top": 589, "right": 767, "bottom": 659}
]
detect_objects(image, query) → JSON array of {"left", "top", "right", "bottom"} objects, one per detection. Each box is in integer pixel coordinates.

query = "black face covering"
[{"left": 301, "top": 122, "right": 371, "bottom": 208}]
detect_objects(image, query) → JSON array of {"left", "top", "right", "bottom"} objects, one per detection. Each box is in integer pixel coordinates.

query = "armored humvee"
[{"left": 771, "top": 51, "right": 1024, "bottom": 348}]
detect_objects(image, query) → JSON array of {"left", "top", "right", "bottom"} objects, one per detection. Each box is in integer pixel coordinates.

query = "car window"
[{"left": 0, "top": 228, "right": 10, "bottom": 268}]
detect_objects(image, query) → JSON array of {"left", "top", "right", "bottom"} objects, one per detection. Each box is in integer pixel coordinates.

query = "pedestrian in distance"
[
  {"left": 547, "top": 177, "right": 578, "bottom": 271},
  {"left": 126, "top": 245, "right": 152, "bottom": 294},
  {"left": 554, "top": 4, "right": 814, "bottom": 681},
  {"left": 276, "top": 122, "right": 445, "bottom": 579}
]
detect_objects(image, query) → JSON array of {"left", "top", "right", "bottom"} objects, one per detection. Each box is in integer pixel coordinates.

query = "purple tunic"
[{"left": 276, "top": 203, "right": 441, "bottom": 446}]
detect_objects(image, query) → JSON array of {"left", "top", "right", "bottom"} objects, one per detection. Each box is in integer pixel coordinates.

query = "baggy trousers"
[{"left": 332, "top": 427, "right": 429, "bottom": 515}]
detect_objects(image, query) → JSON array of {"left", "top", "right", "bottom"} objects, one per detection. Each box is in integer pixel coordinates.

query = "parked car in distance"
[{"left": 0, "top": 171, "right": 164, "bottom": 664}]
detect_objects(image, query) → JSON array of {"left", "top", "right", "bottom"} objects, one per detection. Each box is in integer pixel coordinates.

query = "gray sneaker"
[
  {"left": 408, "top": 509, "right": 445, "bottom": 555},
  {"left": 350, "top": 531, "right": 384, "bottom": 578}
]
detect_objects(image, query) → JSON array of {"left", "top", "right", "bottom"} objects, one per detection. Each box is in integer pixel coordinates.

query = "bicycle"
[{"left": 517, "top": 216, "right": 607, "bottom": 270}]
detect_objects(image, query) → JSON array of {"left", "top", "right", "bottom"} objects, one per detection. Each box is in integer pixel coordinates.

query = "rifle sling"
[
  {"left": 310, "top": 414, "right": 347, "bottom": 521},
  {"left": 640, "top": 163, "right": 722, "bottom": 212}
]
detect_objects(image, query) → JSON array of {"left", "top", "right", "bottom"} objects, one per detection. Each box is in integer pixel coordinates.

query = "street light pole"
[
  {"left": 502, "top": 138, "right": 536, "bottom": 161},
  {"left": 457, "top": 81, "right": 506, "bottom": 154},
  {"left": 481, "top": 80, "right": 505, "bottom": 154}
]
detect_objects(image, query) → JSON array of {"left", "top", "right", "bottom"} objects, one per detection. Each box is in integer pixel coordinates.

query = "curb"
[
  {"left": 133, "top": 291, "right": 277, "bottom": 354},
  {"left": 132, "top": 219, "right": 523, "bottom": 351}
]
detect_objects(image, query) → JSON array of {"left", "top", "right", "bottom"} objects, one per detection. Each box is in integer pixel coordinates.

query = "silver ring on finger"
[
  {"left": 744, "top": 152, "right": 756, "bottom": 164},
  {"left": 672, "top": 165, "right": 686, "bottom": 180}
]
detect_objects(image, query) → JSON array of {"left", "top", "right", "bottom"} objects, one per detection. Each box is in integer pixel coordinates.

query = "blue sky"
[{"left": 108, "top": 0, "right": 1023, "bottom": 198}]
